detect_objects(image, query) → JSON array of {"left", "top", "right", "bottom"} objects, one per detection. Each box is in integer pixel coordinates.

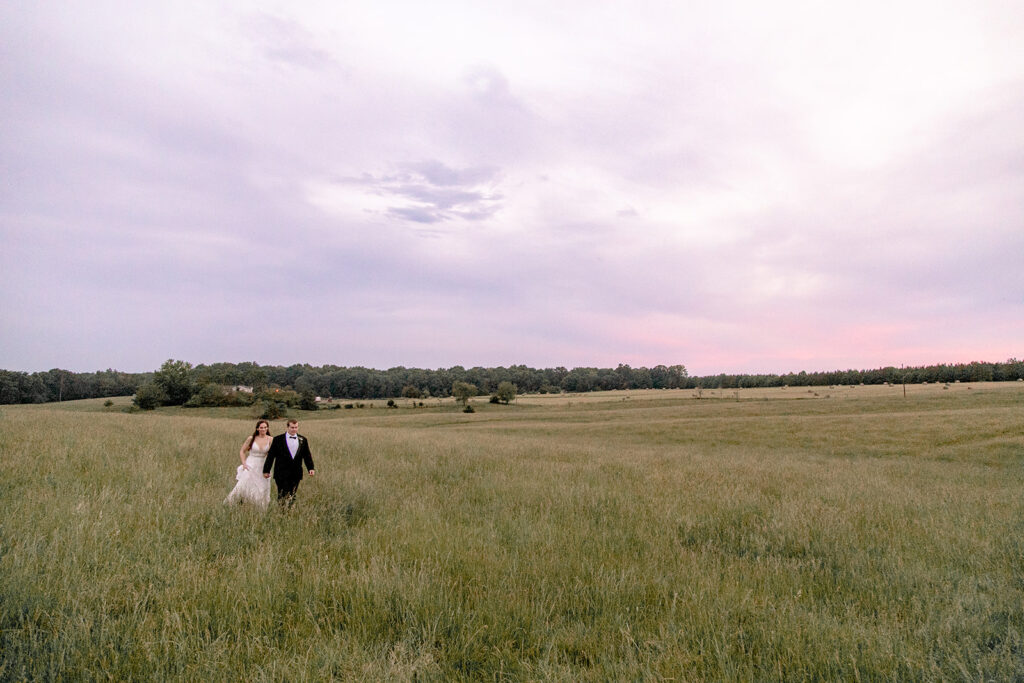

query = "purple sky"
[{"left": 2, "top": 1, "right": 1022, "bottom": 375}]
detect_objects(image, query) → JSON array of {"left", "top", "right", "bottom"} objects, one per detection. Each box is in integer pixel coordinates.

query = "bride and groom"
[{"left": 224, "top": 418, "right": 315, "bottom": 509}]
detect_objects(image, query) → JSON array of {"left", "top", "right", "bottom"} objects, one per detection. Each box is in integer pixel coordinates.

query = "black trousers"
[{"left": 275, "top": 479, "right": 300, "bottom": 506}]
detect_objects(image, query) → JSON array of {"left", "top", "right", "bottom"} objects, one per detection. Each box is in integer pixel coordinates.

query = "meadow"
[{"left": 1, "top": 383, "right": 1022, "bottom": 681}]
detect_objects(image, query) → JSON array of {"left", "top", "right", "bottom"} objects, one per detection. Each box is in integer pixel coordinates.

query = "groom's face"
[{"left": 286, "top": 422, "right": 299, "bottom": 436}]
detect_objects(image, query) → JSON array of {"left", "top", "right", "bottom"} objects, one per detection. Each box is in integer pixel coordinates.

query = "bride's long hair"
[{"left": 247, "top": 420, "right": 271, "bottom": 452}]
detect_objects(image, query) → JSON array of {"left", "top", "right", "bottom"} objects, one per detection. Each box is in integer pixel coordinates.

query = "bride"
[{"left": 224, "top": 419, "right": 272, "bottom": 508}]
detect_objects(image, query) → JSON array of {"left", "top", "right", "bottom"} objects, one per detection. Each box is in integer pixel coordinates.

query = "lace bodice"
[{"left": 249, "top": 441, "right": 270, "bottom": 456}]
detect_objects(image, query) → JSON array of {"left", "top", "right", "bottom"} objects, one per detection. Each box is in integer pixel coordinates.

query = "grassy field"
[{"left": 1, "top": 384, "right": 1022, "bottom": 681}]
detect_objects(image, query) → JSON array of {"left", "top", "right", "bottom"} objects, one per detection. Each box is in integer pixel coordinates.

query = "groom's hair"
[{"left": 286, "top": 419, "right": 299, "bottom": 427}]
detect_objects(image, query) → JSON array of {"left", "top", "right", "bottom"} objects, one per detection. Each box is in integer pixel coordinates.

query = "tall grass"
[{"left": 1, "top": 387, "right": 1022, "bottom": 680}]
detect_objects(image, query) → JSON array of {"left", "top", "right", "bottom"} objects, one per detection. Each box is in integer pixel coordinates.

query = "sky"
[{"left": 2, "top": 1, "right": 1022, "bottom": 376}]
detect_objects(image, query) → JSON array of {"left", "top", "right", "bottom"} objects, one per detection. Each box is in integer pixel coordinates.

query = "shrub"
[
  {"left": 226, "top": 390, "right": 254, "bottom": 406},
  {"left": 463, "top": 404, "right": 475, "bottom": 413},
  {"left": 133, "top": 382, "right": 167, "bottom": 410},
  {"left": 257, "top": 400, "right": 286, "bottom": 420},
  {"left": 494, "top": 381, "right": 517, "bottom": 404},
  {"left": 386, "top": 399, "right": 396, "bottom": 408},
  {"left": 185, "top": 383, "right": 254, "bottom": 408},
  {"left": 185, "top": 383, "right": 224, "bottom": 407},
  {"left": 103, "top": 399, "right": 114, "bottom": 408},
  {"left": 257, "top": 388, "right": 301, "bottom": 408}
]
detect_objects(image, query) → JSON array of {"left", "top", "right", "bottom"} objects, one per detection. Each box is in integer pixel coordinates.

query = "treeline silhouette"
[
  {"left": 0, "top": 369, "right": 142, "bottom": 405},
  {"left": 2, "top": 358, "right": 1023, "bottom": 406}
]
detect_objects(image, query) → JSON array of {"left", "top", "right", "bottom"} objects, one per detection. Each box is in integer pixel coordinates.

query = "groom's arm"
[
  {"left": 303, "top": 440, "right": 315, "bottom": 476},
  {"left": 263, "top": 440, "right": 276, "bottom": 478}
]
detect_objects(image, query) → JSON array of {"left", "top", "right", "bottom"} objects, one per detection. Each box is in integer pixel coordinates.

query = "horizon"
[
  {"left": 4, "top": 355, "right": 1020, "bottom": 379},
  {"left": 2, "top": 2, "right": 1022, "bottom": 376}
]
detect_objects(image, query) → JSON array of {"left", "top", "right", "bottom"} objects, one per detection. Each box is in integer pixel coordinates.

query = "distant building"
[{"left": 231, "top": 385, "right": 254, "bottom": 393}]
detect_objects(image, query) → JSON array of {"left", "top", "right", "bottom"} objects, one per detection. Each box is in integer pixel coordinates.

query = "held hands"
[{"left": 256, "top": 469, "right": 312, "bottom": 479}]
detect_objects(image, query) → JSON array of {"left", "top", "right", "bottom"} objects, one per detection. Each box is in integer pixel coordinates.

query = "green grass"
[{"left": 1, "top": 386, "right": 1023, "bottom": 681}]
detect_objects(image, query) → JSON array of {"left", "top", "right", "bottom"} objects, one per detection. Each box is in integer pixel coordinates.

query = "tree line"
[
  {"left": 0, "top": 368, "right": 142, "bottom": 405},
  {"left": 1, "top": 359, "right": 1022, "bottom": 406}
]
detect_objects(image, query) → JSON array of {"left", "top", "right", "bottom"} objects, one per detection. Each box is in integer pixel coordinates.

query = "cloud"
[
  {"left": 1, "top": 1, "right": 1021, "bottom": 374},
  {"left": 240, "top": 13, "right": 336, "bottom": 71},
  {"left": 318, "top": 161, "right": 504, "bottom": 226}
]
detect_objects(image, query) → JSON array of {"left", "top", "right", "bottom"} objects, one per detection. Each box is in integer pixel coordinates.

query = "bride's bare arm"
[{"left": 239, "top": 437, "right": 253, "bottom": 468}]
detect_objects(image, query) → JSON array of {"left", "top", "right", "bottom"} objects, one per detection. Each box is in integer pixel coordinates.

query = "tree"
[
  {"left": 299, "top": 390, "right": 318, "bottom": 411},
  {"left": 452, "top": 381, "right": 477, "bottom": 407},
  {"left": 184, "top": 383, "right": 226, "bottom": 407},
  {"left": 493, "top": 381, "right": 517, "bottom": 404},
  {"left": 244, "top": 365, "right": 268, "bottom": 392},
  {"left": 153, "top": 359, "right": 195, "bottom": 405},
  {"left": 0, "top": 371, "right": 21, "bottom": 404},
  {"left": 20, "top": 374, "right": 48, "bottom": 403},
  {"left": 401, "top": 385, "right": 422, "bottom": 400},
  {"left": 133, "top": 382, "right": 168, "bottom": 410},
  {"left": 258, "top": 400, "right": 285, "bottom": 420}
]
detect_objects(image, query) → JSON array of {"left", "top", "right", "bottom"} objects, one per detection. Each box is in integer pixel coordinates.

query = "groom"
[{"left": 263, "top": 419, "right": 315, "bottom": 507}]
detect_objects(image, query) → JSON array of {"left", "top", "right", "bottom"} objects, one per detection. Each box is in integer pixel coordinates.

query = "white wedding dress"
[{"left": 224, "top": 441, "right": 271, "bottom": 509}]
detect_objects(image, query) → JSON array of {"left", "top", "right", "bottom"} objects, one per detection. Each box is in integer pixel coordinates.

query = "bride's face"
[{"left": 257, "top": 423, "right": 269, "bottom": 435}]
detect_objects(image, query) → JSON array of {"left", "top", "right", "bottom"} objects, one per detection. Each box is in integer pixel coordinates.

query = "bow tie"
[{"left": 288, "top": 435, "right": 298, "bottom": 439}]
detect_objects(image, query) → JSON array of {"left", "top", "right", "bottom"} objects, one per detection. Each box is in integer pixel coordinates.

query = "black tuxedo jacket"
[{"left": 263, "top": 433, "right": 314, "bottom": 488}]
